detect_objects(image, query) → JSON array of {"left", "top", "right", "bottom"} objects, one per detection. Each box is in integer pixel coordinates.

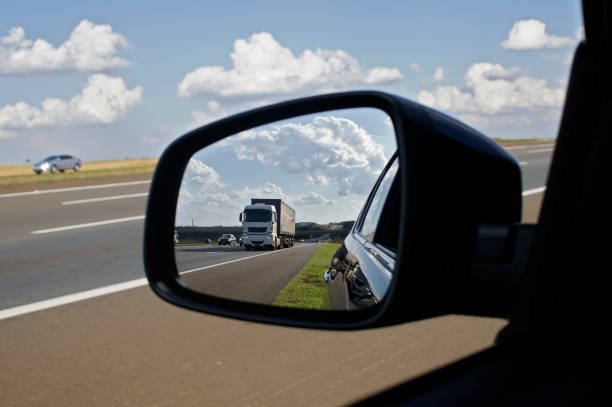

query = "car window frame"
[{"left": 355, "top": 154, "right": 399, "bottom": 245}]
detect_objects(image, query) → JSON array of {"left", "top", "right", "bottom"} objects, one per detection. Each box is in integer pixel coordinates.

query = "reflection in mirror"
[{"left": 174, "top": 108, "right": 398, "bottom": 311}]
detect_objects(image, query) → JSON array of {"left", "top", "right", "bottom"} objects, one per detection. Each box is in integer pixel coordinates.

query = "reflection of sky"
[{"left": 176, "top": 108, "right": 396, "bottom": 226}]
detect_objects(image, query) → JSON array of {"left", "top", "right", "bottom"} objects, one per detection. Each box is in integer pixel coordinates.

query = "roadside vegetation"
[
  {"left": 0, "top": 159, "right": 157, "bottom": 186},
  {"left": 493, "top": 138, "right": 555, "bottom": 146},
  {"left": 273, "top": 242, "right": 340, "bottom": 310}
]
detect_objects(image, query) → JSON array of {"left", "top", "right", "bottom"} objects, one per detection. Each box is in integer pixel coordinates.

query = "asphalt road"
[
  {"left": 0, "top": 144, "right": 554, "bottom": 406},
  {"left": 177, "top": 244, "right": 319, "bottom": 304}
]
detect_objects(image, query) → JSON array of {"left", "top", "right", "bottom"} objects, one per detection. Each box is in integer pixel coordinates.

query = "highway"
[{"left": 0, "top": 145, "right": 553, "bottom": 406}]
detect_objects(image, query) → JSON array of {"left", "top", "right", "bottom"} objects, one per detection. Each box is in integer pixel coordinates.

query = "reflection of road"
[{"left": 177, "top": 244, "right": 318, "bottom": 304}]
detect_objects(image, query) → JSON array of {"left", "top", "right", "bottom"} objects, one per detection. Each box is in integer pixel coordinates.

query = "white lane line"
[
  {"left": 519, "top": 162, "right": 528, "bottom": 165},
  {"left": 0, "top": 279, "right": 147, "bottom": 321},
  {"left": 0, "top": 180, "right": 150, "bottom": 199},
  {"left": 528, "top": 148, "right": 554, "bottom": 154},
  {"left": 62, "top": 192, "right": 148, "bottom": 205},
  {"left": 505, "top": 146, "right": 527, "bottom": 150},
  {"left": 31, "top": 215, "right": 145, "bottom": 234},
  {"left": 0, "top": 245, "right": 313, "bottom": 320},
  {"left": 522, "top": 187, "right": 546, "bottom": 196}
]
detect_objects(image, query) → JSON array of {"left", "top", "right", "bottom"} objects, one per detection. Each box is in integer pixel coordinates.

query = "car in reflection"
[
  {"left": 326, "top": 153, "right": 399, "bottom": 310},
  {"left": 33, "top": 154, "right": 82, "bottom": 174},
  {"left": 218, "top": 234, "right": 237, "bottom": 246}
]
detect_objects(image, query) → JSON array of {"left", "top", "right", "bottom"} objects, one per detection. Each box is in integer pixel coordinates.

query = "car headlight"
[{"left": 40, "top": 162, "right": 49, "bottom": 169}]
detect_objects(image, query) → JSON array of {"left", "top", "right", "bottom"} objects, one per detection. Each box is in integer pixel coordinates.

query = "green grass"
[
  {"left": 493, "top": 138, "right": 556, "bottom": 146},
  {"left": 273, "top": 243, "right": 340, "bottom": 310},
  {"left": 0, "top": 165, "right": 156, "bottom": 186}
]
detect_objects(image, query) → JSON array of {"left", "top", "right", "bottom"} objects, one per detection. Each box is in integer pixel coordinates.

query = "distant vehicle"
[
  {"left": 203, "top": 238, "right": 212, "bottom": 243},
  {"left": 218, "top": 234, "right": 236, "bottom": 246},
  {"left": 174, "top": 229, "right": 179, "bottom": 244},
  {"left": 33, "top": 155, "right": 81, "bottom": 174},
  {"left": 239, "top": 236, "right": 244, "bottom": 247},
  {"left": 239, "top": 199, "right": 295, "bottom": 250}
]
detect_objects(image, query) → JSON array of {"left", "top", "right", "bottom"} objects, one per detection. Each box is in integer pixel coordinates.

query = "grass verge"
[
  {"left": 273, "top": 242, "right": 340, "bottom": 310},
  {"left": 0, "top": 159, "right": 157, "bottom": 186},
  {"left": 493, "top": 138, "right": 555, "bottom": 146}
]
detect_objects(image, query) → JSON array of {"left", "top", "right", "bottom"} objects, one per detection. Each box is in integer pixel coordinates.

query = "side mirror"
[{"left": 144, "top": 91, "right": 521, "bottom": 329}]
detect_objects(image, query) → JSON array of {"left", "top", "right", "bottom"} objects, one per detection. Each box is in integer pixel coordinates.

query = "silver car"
[{"left": 33, "top": 155, "right": 82, "bottom": 174}]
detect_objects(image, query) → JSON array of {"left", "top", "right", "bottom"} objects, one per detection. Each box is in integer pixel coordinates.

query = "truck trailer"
[{"left": 239, "top": 199, "right": 296, "bottom": 250}]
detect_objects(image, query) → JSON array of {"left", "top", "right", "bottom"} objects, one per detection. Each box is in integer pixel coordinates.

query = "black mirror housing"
[{"left": 143, "top": 91, "right": 521, "bottom": 329}]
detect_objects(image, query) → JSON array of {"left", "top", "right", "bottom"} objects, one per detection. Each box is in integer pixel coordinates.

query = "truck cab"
[{"left": 239, "top": 204, "right": 279, "bottom": 250}]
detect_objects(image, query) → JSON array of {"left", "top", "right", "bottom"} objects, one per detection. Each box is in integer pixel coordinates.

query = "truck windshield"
[{"left": 244, "top": 209, "right": 271, "bottom": 222}]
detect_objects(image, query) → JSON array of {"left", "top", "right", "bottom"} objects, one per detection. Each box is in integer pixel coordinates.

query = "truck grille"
[
  {"left": 252, "top": 240, "right": 263, "bottom": 244},
  {"left": 248, "top": 227, "right": 267, "bottom": 233}
]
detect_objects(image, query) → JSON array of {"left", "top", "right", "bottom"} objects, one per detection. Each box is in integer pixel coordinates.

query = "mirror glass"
[{"left": 174, "top": 108, "right": 398, "bottom": 311}]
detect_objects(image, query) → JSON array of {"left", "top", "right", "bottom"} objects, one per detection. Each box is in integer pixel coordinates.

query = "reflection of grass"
[
  {"left": 0, "top": 159, "right": 157, "bottom": 186},
  {"left": 493, "top": 138, "right": 555, "bottom": 146},
  {"left": 273, "top": 243, "right": 340, "bottom": 310}
]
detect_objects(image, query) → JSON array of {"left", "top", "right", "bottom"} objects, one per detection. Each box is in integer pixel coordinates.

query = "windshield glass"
[
  {"left": 221, "top": 234, "right": 232, "bottom": 238},
  {"left": 43, "top": 156, "right": 57, "bottom": 161},
  {"left": 244, "top": 209, "right": 271, "bottom": 222}
]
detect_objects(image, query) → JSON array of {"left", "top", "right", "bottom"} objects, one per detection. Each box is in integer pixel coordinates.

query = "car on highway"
[
  {"left": 144, "top": 2, "right": 612, "bottom": 403},
  {"left": 33, "top": 155, "right": 82, "bottom": 174},
  {"left": 218, "top": 234, "right": 237, "bottom": 246},
  {"left": 204, "top": 238, "right": 212, "bottom": 244}
]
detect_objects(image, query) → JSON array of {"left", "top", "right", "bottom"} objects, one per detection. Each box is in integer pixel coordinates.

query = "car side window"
[{"left": 359, "top": 157, "right": 399, "bottom": 243}]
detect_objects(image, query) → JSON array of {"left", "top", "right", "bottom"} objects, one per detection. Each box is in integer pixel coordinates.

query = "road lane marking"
[
  {"left": 0, "top": 245, "right": 313, "bottom": 320},
  {"left": 528, "top": 148, "right": 554, "bottom": 154},
  {"left": 522, "top": 187, "right": 546, "bottom": 196},
  {"left": 0, "top": 180, "right": 150, "bottom": 199},
  {"left": 505, "top": 146, "right": 527, "bottom": 150},
  {"left": 62, "top": 192, "right": 149, "bottom": 205},
  {"left": 31, "top": 215, "right": 145, "bottom": 234}
]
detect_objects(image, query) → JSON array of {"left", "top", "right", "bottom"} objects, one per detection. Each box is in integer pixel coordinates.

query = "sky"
[{"left": 0, "top": 1, "right": 583, "bottom": 225}]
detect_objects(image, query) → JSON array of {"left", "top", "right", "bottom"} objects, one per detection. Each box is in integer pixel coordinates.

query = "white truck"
[{"left": 239, "top": 199, "right": 296, "bottom": 250}]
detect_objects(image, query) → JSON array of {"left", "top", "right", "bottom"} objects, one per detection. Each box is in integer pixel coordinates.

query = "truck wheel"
[{"left": 245, "top": 246, "right": 250, "bottom": 251}]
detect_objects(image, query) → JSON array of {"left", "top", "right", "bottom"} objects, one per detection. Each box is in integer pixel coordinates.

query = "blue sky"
[{"left": 0, "top": 1, "right": 583, "bottom": 224}]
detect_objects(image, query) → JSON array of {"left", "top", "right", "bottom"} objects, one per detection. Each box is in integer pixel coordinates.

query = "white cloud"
[
  {"left": 0, "top": 20, "right": 130, "bottom": 75},
  {"left": 502, "top": 19, "right": 575, "bottom": 50},
  {"left": 183, "top": 159, "right": 224, "bottom": 190},
  {"left": 417, "top": 62, "right": 565, "bottom": 115},
  {"left": 432, "top": 67, "right": 445, "bottom": 82},
  {"left": 409, "top": 63, "right": 421, "bottom": 73},
  {"left": 191, "top": 100, "right": 228, "bottom": 127},
  {"left": 177, "top": 32, "right": 403, "bottom": 99},
  {"left": 291, "top": 192, "right": 337, "bottom": 206},
  {"left": 221, "top": 115, "right": 387, "bottom": 196},
  {"left": 231, "top": 182, "right": 285, "bottom": 201},
  {"left": 0, "top": 74, "right": 142, "bottom": 130},
  {"left": 576, "top": 26, "right": 585, "bottom": 40}
]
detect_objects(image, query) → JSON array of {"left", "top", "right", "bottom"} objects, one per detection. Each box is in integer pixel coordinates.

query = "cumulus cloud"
[
  {"left": 191, "top": 100, "right": 229, "bottom": 127},
  {"left": 183, "top": 158, "right": 224, "bottom": 190},
  {"left": 432, "top": 67, "right": 445, "bottom": 82},
  {"left": 0, "top": 20, "right": 130, "bottom": 75},
  {"left": 0, "top": 74, "right": 142, "bottom": 130},
  {"left": 502, "top": 19, "right": 575, "bottom": 50},
  {"left": 221, "top": 115, "right": 387, "bottom": 196},
  {"left": 409, "top": 63, "right": 421, "bottom": 73},
  {"left": 291, "top": 192, "right": 337, "bottom": 206},
  {"left": 417, "top": 62, "right": 565, "bottom": 115},
  {"left": 177, "top": 32, "right": 403, "bottom": 99},
  {"left": 231, "top": 182, "right": 285, "bottom": 200}
]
